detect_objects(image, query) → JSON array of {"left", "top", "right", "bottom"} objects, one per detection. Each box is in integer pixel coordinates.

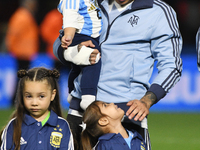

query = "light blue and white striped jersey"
[
  {"left": 58, "top": 0, "right": 102, "bottom": 38},
  {"left": 196, "top": 27, "right": 200, "bottom": 71}
]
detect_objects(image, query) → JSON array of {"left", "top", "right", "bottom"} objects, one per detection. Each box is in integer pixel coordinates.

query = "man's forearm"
[{"left": 140, "top": 91, "right": 157, "bottom": 109}]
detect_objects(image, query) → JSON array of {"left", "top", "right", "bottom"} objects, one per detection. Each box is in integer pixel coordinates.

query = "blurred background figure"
[
  {"left": 5, "top": 0, "right": 39, "bottom": 106},
  {"left": 40, "top": 8, "right": 66, "bottom": 71},
  {"left": 5, "top": 0, "right": 39, "bottom": 70}
]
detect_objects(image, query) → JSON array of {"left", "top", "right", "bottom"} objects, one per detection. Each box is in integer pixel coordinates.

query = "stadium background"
[{"left": 0, "top": 0, "right": 200, "bottom": 149}]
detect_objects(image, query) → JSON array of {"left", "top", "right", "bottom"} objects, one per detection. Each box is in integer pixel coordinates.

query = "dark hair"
[
  {"left": 0, "top": 67, "right": 62, "bottom": 150},
  {"left": 80, "top": 101, "right": 106, "bottom": 150}
]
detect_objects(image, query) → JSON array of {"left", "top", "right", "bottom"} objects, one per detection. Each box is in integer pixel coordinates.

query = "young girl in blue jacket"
[
  {"left": 80, "top": 101, "right": 147, "bottom": 150},
  {"left": 0, "top": 67, "right": 74, "bottom": 150}
]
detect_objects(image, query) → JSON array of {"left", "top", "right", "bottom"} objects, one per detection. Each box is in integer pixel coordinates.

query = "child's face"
[
  {"left": 98, "top": 102, "right": 124, "bottom": 121},
  {"left": 23, "top": 80, "right": 56, "bottom": 122}
]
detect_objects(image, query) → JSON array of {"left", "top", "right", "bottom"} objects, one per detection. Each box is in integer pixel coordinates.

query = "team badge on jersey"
[
  {"left": 50, "top": 125, "right": 63, "bottom": 148},
  {"left": 128, "top": 14, "right": 139, "bottom": 27}
]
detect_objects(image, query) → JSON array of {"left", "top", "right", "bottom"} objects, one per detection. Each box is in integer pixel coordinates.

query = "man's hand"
[
  {"left": 126, "top": 92, "right": 157, "bottom": 121},
  {"left": 79, "top": 40, "right": 101, "bottom": 65},
  {"left": 79, "top": 40, "right": 95, "bottom": 49}
]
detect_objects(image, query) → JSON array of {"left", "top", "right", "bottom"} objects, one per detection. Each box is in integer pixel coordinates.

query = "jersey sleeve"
[
  {"left": 1, "top": 119, "right": 15, "bottom": 150},
  {"left": 196, "top": 27, "right": 200, "bottom": 71},
  {"left": 148, "top": 4, "right": 183, "bottom": 101},
  {"left": 59, "top": 0, "right": 81, "bottom": 29},
  {"left": 59, "top": 118, "right": 74, "bottom": 150}
]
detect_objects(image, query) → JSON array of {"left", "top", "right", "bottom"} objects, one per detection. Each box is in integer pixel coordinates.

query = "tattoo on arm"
[
  {"left": 141, "top": 91, "right": 157, "bottom": 108},
  {"left": 146, "top": 92, "right": 157, "bottom": 102}
]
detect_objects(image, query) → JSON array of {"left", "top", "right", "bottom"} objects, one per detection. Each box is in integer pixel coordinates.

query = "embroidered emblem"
[
  {"left": 128, "top": 15, "right": 139, "bottom": 27},
  {"left": 20, "top": 137, "right": 27, "bottom": 145},
  {"left": 50, "top": 125, "right": 63, "bottom": 148}
]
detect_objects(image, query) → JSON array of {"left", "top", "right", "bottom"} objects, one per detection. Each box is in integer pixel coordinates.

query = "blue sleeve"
[
  {"left": 59, "top": 120, "right": 74, "bottom": 150},
  {"left": 196, "top": 27, "right": 200, "bottom": 71},
  {"left": 149, "top": 3, "right": 182, "bottom": 101},
  {"left": 1, "top": 120, "right": 15, "bottom": 150}
]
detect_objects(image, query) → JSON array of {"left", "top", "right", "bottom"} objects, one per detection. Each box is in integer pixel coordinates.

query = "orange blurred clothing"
[
  {"left": 40, "top": 9, "right": 62, "bottom": 59},
  {"left": 6, "top": 7, "right": 39, "bottom": 60}
]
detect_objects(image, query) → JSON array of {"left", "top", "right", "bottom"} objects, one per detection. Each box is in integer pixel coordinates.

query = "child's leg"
[
  {"left": 68, "top": 33, "right": 101, "bottom": 110},
  {"left": 67, "top": 63, "right": 81, "bottom": 103},
  {"left": 66, "top": 97, "right": 83, "bottom": 150},
  {"left": 80, "top": 38, "right": 101, "bottom": 110},
  {"left": 67, "top": 114, "right": 82, "bottom": 150}
]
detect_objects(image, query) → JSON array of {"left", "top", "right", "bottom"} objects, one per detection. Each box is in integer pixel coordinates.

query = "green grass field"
[
  {"left": 0, "top": 109, "right": 200, "bottom": 150},
  {"left": 148, "top": 113, "right": 200, "bottom": 150}
]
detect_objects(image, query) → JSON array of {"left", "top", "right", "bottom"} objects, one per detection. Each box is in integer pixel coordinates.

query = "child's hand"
[{"left": 61, "top": 35, "right": 73, "bottom": 49}]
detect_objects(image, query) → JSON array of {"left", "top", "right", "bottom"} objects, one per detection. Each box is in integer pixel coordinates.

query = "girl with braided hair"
[{"left": 0, "top": 67, "right": 74, "bottom": 150}]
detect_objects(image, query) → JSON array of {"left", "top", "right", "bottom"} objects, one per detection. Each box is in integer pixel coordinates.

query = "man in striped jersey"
[
  {"left": 55, "top": 0, "right": 183, "bottom": 149},
  {"left": 196, "top": 27, "right": 200, "bottom": 71}
]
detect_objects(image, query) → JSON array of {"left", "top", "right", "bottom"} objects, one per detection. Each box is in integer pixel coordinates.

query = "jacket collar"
[
  {"left": 130, "top": 0, "right": 153, "bottom": 10},
  {"left": 99, "top": 0, "right": 153, "bottom": 11},
  {"left": 98, "top": 129, "right": 144, "bottom": 141},
  {"left": 23, "top": 110, "right": 58, "bottom": 127}
]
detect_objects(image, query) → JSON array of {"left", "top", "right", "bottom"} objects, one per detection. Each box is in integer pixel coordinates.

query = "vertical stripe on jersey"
[
  {"left": 58, "top": 117, "right": 75, "bottom": 150},
  {"left": 58, "top": 0, "right": 63, "bottom": 14},
  {"left": 1, "top": 118, "right": 15, "bottom": 149},
  {"left": 145, "top": 129, "right": 151, "bottom": 150},
  {"left": 66, "top": 0, "right": 77, "bottom": 10},
  {"left": 78, "top": 2, "right": 93, "bottom": 36},
  {"left": 154, "top": 0, "right": 182, "bottom": 92}
]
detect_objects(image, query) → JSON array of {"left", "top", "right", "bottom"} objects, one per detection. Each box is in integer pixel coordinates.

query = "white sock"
[
  {"left": 67, "top": 93, "right": 73, "bottom": 104},
  {"left": 80, "top": 95, "right": 95, "bottom": 110}
]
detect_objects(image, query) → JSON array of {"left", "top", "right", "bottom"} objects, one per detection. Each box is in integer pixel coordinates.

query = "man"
[{"left": 55, "top": 0, "right": 183, "bottom": 149}]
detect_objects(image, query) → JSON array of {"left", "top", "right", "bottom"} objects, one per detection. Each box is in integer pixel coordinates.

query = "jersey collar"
[
  {"left": 23, "top": 110, "right": 58, "bottom": 127},
  {"left": 99, "top": 129, "right": 143, "bottom": 141}
]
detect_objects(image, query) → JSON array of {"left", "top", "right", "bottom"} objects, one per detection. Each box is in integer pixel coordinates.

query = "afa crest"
[
  {"left": 128, "top": 14, "right": 139, "bottom": 27},
  {"left": 50, "top": 132, "right": 63, "bottom": 148}
]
